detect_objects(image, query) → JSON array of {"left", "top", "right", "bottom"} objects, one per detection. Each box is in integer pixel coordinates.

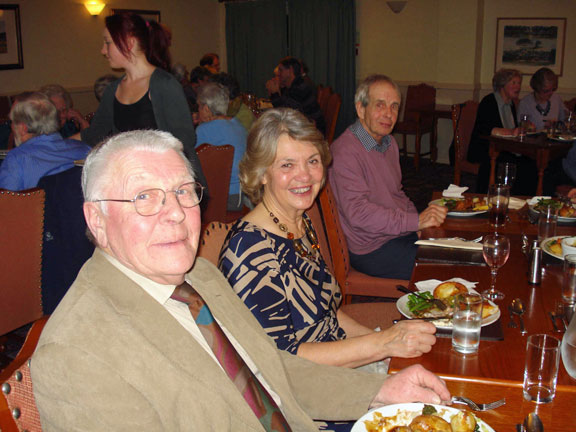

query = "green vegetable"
[
  {"left": 422, "top": 404, "right": 437, "bottom": 415},
  {"left": 441, "top": 199, "right": 460, "bottom": 211},
  {"left": 407, "top": 292, "right": 434, "bottom": 314},
  {"left": 474, "top": 423, "right": 480, "bottom": 432},
  {"left": 535, "top": 198, "right": 562, "bottom": 211}
]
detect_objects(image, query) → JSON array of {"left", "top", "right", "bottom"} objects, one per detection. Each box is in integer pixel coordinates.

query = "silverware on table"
[
  {"left": 451, "top": 396, "right": 506, "bottom": 411},
  {"left": 508, "top": 304, "right": 519, "bottom": 328},
  {"left": 524, "top": 412, "right": 544, "bottom": 432},
  {"left": 511, "top": 298, "right": 528, "bottom": 335},
  {"left": 548, "top": 311, "right": 561, "bottom": 332}
]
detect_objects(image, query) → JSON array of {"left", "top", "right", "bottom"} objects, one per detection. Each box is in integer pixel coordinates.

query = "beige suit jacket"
[{"left": 31, "top": 250, "right": 386, "bottom": 431}]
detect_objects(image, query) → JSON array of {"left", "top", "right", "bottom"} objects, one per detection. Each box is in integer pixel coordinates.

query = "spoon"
[
  {"left": 523, "top": 412, "right": 544, "bottom": 432},
  {"left": 511, "top": 298, "right": 527, "bottom": 335}
]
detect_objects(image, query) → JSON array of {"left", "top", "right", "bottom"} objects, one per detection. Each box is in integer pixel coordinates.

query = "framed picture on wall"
[
  {"left": 0, "top": 4, "right": 24, "bottom": 70},
  {"left": 495, "top": 18, "right": 566, "bottom": 76},
  {"left": 111, "top": 9, "right": 161, "bottom": 23}
]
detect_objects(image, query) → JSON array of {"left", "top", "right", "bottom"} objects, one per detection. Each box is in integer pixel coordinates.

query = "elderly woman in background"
[
  {"left": 219, "top": 108, "right": 436, "bottom": 371},
  {"left": 196, "top": 83, "right": 247, "bottom": 211},
  {"left": 77, "top": 12, "right": 206, "bottom": 189},
  {"left": 210, "top": 72, "right": 256, "bottom": 132},
  {"left": 468, "top": 68, "right": 537, "bottom": 195},
  {"left": 518, "top": 67, "right": 566, "bottom": 131}
]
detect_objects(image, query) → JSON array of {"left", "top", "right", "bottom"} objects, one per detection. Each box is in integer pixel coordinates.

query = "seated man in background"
[
  {"left": 0, "top": 92, "right": 90, "bottom": 191},
  {"left": 196, "top": 82, "right": 247, "bottom": 211},
  {"left": 200, "top": 52, "right": 220, "bottom": 74},
  {"left": 31, "top": 129, "right": 451, "bottom": 431},
  {"left": 40, "top": 84, "right": 89, "bottom": 138},
  {"left": 329, "top": 75, "right": 447, "bottom": 280},
  {"left": 266, "top": 56, "right": 326, "bottom": 135}
]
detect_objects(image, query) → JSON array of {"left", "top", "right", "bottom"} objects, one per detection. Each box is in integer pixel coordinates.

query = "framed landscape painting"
[
  {"left": 0, "top": 4, "right": 24, "bottom": 70},
  {"left": 495, "top": 18, "right": 566, "bottom": 76}
]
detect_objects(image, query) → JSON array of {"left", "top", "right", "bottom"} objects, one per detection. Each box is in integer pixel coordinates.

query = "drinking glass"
[
  {"left": 537, "top": 205, "right": 558, "bottom": 242},
  {"left": 487, "top": 184, "right": 510, "bottom": 228},
  {"left": 482, "top": 234, "right": 510, "bottom": 301},
  {"left": 562, "top": 254, "right": 576, "bottom": 304},
  {"left": 523, "top": 334, "right": 561, "bottom": 403},
  {"left": 452, "top": 293, "right": 483, "bottom": 354},
  {"left": 496, "top": 162, "right": 517, "bottom": 189},
  {"left": 518, "top": 115, "right": 529, "bottom": 139}
]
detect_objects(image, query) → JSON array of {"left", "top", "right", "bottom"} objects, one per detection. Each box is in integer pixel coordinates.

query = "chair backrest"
[
  {"left": 565, "top": 97, "right": 576, "bottom": 113},
  {"left": 324, "top": 92, "right": 342, "bottom": 144},
  {"left": 0, "top": 316, "right": 48, "bottom": 432},
  {"left": 403, "top": 83, "right": 436, "bottom": 127},
  {"left": 0, "top": 189, "right": 45, "bottom": 336},
  {"left": 317, "top": 85, "right": 333, "bottom": 117},
  {"left": 305, "top": 201, "right": 333, "bottom": 273},
  {"left": 317, "top": 183, "right": 350, "bottom": 291},
  {"left": 195, "top": 143, "right": 234, "bottom": 226},
  {"left": 84, "top": 111, "right": 96, "bottom": 124},
  {"left": 0, "top": 96, "right": 11, "bottom": 118},
  {"left": 452, "top": 101, "right": 480, "bottom": 184},
  {"left": 197, "top": 221, "right": 233, "bottom": 266}
]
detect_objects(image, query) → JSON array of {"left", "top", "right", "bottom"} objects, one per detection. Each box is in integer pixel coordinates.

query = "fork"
[{"left": 451, "top": 396, "right": 506, "bottom": 411}]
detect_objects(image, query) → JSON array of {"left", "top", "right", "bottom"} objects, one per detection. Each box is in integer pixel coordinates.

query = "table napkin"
[
  {"left": 442, "top": 184, "right": 468, "bottom": 198},
  {"left": 509, "top": 197, "right": 526, "bottom": 210},
  {"left": 415, "top": 238, "right": 483, "bottom": 250},
  {"left": 414, "top": 278, "right": 478, "bottom": 293}
]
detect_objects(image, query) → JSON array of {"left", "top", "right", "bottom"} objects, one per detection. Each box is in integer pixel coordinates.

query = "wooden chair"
[
  {"left": 0, "top": 96, "right": 11, "bottom": 118},
  {"left": 84, "top": 111, "right": 96, "bottom": 124},
  {"left": 0, "top": 189, "right": 45, "bottom": 337},
  {"left": 452, "top": 101, "right": 480, "bottom": 185},
  {"left": 324, "top": 92, "right": 342, "bottom": 144},
  {"left": 0, "top": 117, "right": 14, "bottom": 150},
  {"left": 197, "top": 221, "right": 233, "bottom": 266},
  {"left": 317, "top": 85, "right": 332, "bottom": 115},
  {"left": 394, "top": 83, "right": 437, "bottom": 170},
  {"left": 564, "top": 97, "right": 576, "bottom": 113},
  {"left": 0, "top": 316, "right": 47, "bottom": 432},
  {"left": 317, "top": 183, "right": 407, "bottom": 305},
  {"left": 195, "top": 143, "right": 234, "bottom": 227}
]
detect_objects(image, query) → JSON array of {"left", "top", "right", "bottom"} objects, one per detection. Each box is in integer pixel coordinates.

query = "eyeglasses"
[{"left": 93, "top": 182, "right": 204, "bottom": 216}]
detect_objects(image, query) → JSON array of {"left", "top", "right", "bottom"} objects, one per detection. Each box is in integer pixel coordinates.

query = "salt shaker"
[{"left": 528, "top": 239, "right": 542, "bottom": 285}]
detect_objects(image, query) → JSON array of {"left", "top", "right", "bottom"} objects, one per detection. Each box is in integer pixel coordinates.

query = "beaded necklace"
[
  {"left": 262, "top": 201, "right": 320, "bottom": 259},
  {"left": 535, "top": 100, "right": 551, "bottom": 117}
]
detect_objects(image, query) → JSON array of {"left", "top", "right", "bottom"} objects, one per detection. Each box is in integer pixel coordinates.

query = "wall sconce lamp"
[
  {"left": 85, "top": 1, "right": 106, "bottom": 16},
  {"left": 386, "top": 1, "right": 407, "bottom": 14}
]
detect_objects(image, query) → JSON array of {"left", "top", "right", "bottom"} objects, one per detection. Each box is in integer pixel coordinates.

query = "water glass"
[
  {"left": 518, "top": 115, "right": 529, "bottom": 139},
  {"left": 523, "top": 334, "right": 560, "bottom": 403},
  {"left": 537, "top": 205, "right": 558, "bottom": 242},
  {"left": 562, "top": 254, "right": 576, "bottom": 304},
  {"left": 496, "top": 162, "right": 517, "bottom": 188},
  {"left": 488, "top": 184, "right": 510, "bottom": 228},
  {"left": 452, "top": 293, "right": 483, "bottom": 354}
]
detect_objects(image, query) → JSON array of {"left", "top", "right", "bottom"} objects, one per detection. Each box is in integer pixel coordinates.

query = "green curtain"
[
  {"left": 226, "top": 0, "right": 287, "bottom": 98},
  {"left": 288, "top": 0, "right": 356, "bottom": 136}
]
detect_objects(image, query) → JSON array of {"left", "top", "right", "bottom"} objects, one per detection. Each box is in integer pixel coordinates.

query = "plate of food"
[
  {"left": 430, "top": 198, "right": 488, "bottom": 217},
  {"left": 547, "top": 133, "right": 575, "bottom": 142},
  {"left": 352, "top": 403, "right": 495, "bottom": 432},
  {"left": 541, "top": 236, "right": 569, "bottom": 260},
  {"left": 528, "top": 197, "right": 576, "bottom": 222},
  {"left": 396, "top": 281, "right": 500, "bottom": 329}
]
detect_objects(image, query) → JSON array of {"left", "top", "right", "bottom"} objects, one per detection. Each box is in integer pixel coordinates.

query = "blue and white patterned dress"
[{"left": 219, "top": 217, "right": 346, "bottom": 354}]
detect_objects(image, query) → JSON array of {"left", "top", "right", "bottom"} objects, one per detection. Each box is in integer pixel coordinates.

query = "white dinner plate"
[
  {"left": 351, "top": 403, "right": 496, "bottom": 432},
  {"left": 430, "top": 198, "right": 488, "bottom": 217},
  {"left": 396, "top": 294, "right": 500, "bottom": 330},
  {"left": 547, "top": 134, "right": 576, "bottom": 142},
  {"left": 541, "top": 236, "right": 569, "bottom": 260}
]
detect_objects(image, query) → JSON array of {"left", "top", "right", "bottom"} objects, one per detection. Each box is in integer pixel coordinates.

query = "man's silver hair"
[
  {"left": 9, "top": 92, "right": 59, "bottom": 136},
  {"left": 354, "top": 74, "right": 401, "bottom": 108},
  {"left": 39, "top": 84, "right": 73, "bottom": 109},
  {"left": 197, "top": 82, "right": 229, "bottom": 116},
  {"left": 82, "top": 130, "right": 194, "bottom": 202}
]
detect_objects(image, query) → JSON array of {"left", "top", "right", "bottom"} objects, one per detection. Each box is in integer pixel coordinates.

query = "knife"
[{"left": 548, "top": 312, "right": 560, "bottom": 332}]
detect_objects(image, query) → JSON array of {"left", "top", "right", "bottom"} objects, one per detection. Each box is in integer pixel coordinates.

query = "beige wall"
[
  {"left": 0, "top": 0, "right": 223, "bottom": 114},
  {"left": 356, "top": 0, "right": 576, "bottom": 163}
]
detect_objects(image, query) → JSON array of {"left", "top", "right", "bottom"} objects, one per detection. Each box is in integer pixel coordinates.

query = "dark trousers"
[{"left": 349, "top": 232, "right": 419, "bottom": 280}]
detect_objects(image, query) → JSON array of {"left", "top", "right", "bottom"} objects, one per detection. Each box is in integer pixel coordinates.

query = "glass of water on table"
[{"left": 452, "top": 293, "right": 484, "bottom": 354}]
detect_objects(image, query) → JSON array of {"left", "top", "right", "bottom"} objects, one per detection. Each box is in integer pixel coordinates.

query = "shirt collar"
[
  {"left": 101, "top": 250, "right": 175, "bottom": 305},
  {"left": 350, "top": 120, "right": 391, "bottom": 153}
]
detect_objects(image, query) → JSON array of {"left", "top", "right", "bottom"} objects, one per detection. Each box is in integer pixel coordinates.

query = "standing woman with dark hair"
[{"left": 78, "top": 13, "right": 207, "bottom": 189}]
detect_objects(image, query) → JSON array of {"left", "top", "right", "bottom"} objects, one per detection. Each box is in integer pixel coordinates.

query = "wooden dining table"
[
  {"left": 384, "top": 194, "right": 576, "bottom": 431},
  {"left": 488, "top": 133, "right": 573, "bottom": 195}
]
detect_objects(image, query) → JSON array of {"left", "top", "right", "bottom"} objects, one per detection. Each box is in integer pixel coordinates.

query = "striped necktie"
[{"left": 171, "top": 282, "right": 291, "bottom": 432}]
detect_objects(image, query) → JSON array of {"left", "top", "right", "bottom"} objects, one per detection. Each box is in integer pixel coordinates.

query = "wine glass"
[
  {"left": 482, "top": 234, "right": 511, "bottom": 301},
  {"left": 496, "top": 162, "right": 516, "bottom": 189}
]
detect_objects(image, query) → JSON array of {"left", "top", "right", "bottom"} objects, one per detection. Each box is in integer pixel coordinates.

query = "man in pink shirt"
[{"left": 329, "top": 75, "right": 446, "bottom": 280}]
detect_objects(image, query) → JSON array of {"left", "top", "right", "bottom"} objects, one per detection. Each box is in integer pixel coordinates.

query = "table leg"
[{"left": 489, "top": 143, "right": 499, "bottom": 186}]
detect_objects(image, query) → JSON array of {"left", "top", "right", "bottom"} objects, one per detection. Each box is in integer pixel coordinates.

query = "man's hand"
[
  {"left": 66, "top": 108, "right": 89, "bottom": 130},
  {"left": 418, "top": 204, "right": 447, "bottom": 230},
  {"left": 370, "top": 364, "right": 451, "bottom": 408}
]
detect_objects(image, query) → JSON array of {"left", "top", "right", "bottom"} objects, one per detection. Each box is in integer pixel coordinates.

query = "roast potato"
[
  {"left": 433, "top": 282, "right": 467, "bottom": 300},
  {"left": 450, "top": 410, "right": 477, "bottom": 432},
  {"left": 409, "top": 414, "right": 451, "bottom": 432}
]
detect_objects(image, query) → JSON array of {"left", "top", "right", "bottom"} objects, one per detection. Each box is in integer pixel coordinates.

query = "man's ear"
[
  {"left": 355, "top": 101, "right": 365, "bottom": 121},
  {"left": 84, "top": 202, "right": 108, "bottom": 248}
]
